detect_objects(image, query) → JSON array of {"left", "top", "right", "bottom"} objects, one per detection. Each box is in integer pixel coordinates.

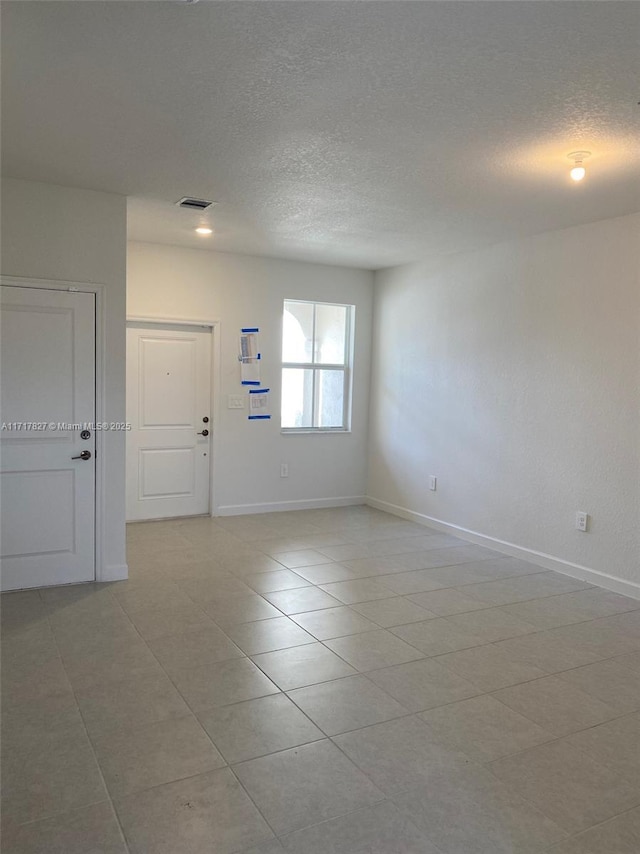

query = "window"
[{"left": 281, "top": 299, "right": 353, "bottom": 431}]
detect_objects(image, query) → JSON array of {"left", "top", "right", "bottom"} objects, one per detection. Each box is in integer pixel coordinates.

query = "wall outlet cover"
[{"left": 228, "top": 394, "right": 245, "bottom": 409}]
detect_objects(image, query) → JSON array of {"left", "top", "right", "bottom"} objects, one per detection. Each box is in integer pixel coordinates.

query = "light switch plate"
[{"left": 228, "top": 394, "right": 245, "bottom": 409}]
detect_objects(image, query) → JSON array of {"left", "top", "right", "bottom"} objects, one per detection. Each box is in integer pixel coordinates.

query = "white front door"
[
  {"left": 126, "top": 323, "right": 212, "bottom": 521},
  {"left": 0, "top": 286, "right": 96, "bottom": 591}
]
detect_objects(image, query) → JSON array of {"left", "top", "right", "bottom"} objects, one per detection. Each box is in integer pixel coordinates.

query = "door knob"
[
  {"left": 197, "top": 429, "right": 209, "bottom": 437},
  {"left": 71, "top": 450, "right": 92, "bottom": 461}
]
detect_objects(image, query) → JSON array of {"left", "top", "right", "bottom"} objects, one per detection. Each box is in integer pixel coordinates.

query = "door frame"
[
  {"left": 126, "top": 315, "right": 220, "bottom": 518},
  {"left": 1, "top": 275, "right": 106, "bottom": 581}
]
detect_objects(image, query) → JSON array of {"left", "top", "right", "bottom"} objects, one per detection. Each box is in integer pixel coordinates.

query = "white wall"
[
  {"left": 1, "top": 178, "right": 128, "bottom": 579},
  {"left": 127, "top": 242, "right": 374, "bottom": 514},
  {"left": 368, "top": 213, "right": 640, "bottom": 591}
]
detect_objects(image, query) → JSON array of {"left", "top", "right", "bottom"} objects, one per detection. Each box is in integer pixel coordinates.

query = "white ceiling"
[{"left": 2, "top": 1, "right": 639, "bottom": 269}]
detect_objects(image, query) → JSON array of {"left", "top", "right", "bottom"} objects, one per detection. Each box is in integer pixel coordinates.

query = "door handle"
[
  {"left": 71, "top": 450, "right": 92, "bottom": 461},
  {"left": 197, "top": 429, "right": 209, "bottom": 437}
]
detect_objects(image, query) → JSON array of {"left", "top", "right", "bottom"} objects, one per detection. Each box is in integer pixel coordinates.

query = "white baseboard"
[
  {"left": 98, "top": 563, "right": 129, "bottom": 582},
  {"left": 366, "top": 496, "right": 640, "bottom": 601},
  {"left": 215, "top": 496, "right": 366, "bottom": 517}
]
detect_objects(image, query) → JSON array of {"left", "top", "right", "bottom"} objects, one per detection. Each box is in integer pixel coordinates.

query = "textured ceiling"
[{"left": 2, "top": 1, "right": 639, "bottom": 269}]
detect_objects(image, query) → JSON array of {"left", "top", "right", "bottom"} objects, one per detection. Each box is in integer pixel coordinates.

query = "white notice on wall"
[
  {"left": 248, "top": 388, "right": 270, "bottom": 420},
  {"left": 239, "top": 327, "right": 261, "bottom": 385}
]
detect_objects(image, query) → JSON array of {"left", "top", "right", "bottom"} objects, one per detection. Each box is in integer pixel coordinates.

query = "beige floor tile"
[
  {"left": 391, "top": 617, "right": 486, "bottom": 656},
  {"left": 1, "top": 654, "right": 71, "bottom": 703},
  {"left": 366, "top": 657, "right": 480, "bottom": 712},
  {"left": 334, "top": 715, "right": 475, "bottom": 796},
  {"left": 234, "top": 740, "right": 383, "bottom": 835},
  {"left": 492, "top": 674, "right": 619, "bottom": 736},
  {"left": 1, "top": 624, "right": 65, "bottom": 675},
  {"left": 503, "top": 589, "right": 640, "bottom": 631},
  {"left": 490, "top": 739, "right": 640, "bottom": 834},
  {"left": 444, "top": 606, "right": 538, "bottom": 643},
  {"left": 375, "top": 569, "right": 450, "bottom": 595},
  {"left": 461, "top": 572, "right": 592, "bottom": 607},
  {"left": 1, "top": 690, "right": 84, "bottom": 755},
  {"left": 1, "top": 589, "right": 46, "bottom": 620},
  {"left": 126, "top": 604, "right": 214, "bottom": 640},
  {"left": 557, "top": 659, "right": 640, "bottom": 714},
  {"left": 180, "top": 575, "right": 255, "bottom": 602},
  {"left": 171, "top": 657, "right": 279, "bottom": 711},
  {"left": 288, "top": 674, "right": 407, "bottom": 735},
  {"left": 224, "top": 616, "right": 315, "bottom": 654},
  {"left": 244, "top": 569, "right": 312, "bottom": 593},
  {"left": 435, "top": 641, "right": 548, "bottom": 692},
  {"left": 0, "top": 802, "right": 127, "bottom": 854},
  {"left": 393, "top": 762, "right": 567, "bottom": 853},
  {"left": 242, "top": 842, "right": 286, "bottom": 854},
  {"left": 271, "top": 549, "right": 333, "bottom": 569},
  {"left": 46, "top": 593, "right": 126, "bottom": 630},
  {"left": 614, "top": 651, "right": 640, "bottom": 672},
  {"left": 146, "top": 625, "right": 243, "bottom": 676},
  {"left": 351, "top": 596, "right": 436, "bottom": 627},
  {"left": 416, "top": 563, "right": 510, "bottom": 588},
  {"left": 263, "top": 586, "right": 342, "bottom": 614},
  {"left": 115, "top": 768, "right": 274, "bottom": 854},
  {"left": 493, "top": 629, "right": 606, "bottom": 674},
  {"left": 201, "top": 593, "right": 282, "bottom": 626},
  {"left": 289, "top": 562, "right": 360, "bottom": 585},
  {"left": 290, "top": 606, "right": 378, "bottom": 640},
  {"left": 251, "top": 643, "right": 356, "bottom": 690},
  {"left": 420, "top": 694, "right": 553, "bottom": 762},
  {"left": 76, "top": 672, "right": 191, "bottom": 736},
  {"left": 317, "top": 541, "right": 419, "bottom": 563},
  {"left": 319, "top": 579, "right": 398, "bottom": 604},
  {"left": 326, "top": 629, "right": 424, "bottom": 671},
  {"left": 564, "top": 714, "right": 640, "bottom": 784},
  {"left": 546, "top": 805, "right": 640, "bottom": 853},
  {"left": 407, "top": 587, "right": 491, "bottom": 616},
  {"left": 341, "top": 555, "right": 416, "bottom": 577},
  {"left": 549, "top": 618, "right": 640, "bottom": 659},
  {"left": 112, "top": 581, "right": 195, "bottom": 615},
  {"left": 1, "top": 725, "right": 108, "bottom": 825},
  {"left": 281, "top": 800, "right": 441, "bottom": 853},
  {"left": 220, "top": 554, "right": 287, "bottom": 576},
  {"left": 91, "top": 714, "right": 225, "bottom": 796},
  {"left": 199, "top": 693, "right": 323, "bottom": 762},
  {"left": 62, "top": 639, "right": 165, "bottom": 690}
]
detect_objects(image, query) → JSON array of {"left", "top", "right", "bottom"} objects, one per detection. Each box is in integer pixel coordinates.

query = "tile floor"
[{"left": 3, "top": 505, "right": 640, "bottom": 853}]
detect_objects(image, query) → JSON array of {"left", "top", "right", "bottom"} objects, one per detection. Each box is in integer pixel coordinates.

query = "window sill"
[{"left": 281, "top": 428, "right": 352, "bottom": 435}]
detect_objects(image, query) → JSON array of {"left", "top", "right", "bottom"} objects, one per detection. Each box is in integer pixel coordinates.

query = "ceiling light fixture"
[
  {"left": 568, "top": 151, "right": 591, "bottom": 182},
  {"left": 195, "top": 226, "right": 213, "bottom": 236}
]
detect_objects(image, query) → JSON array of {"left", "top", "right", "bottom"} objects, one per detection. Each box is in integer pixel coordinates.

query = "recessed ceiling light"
[
  {"left": 195, "top": 226, "right": 213, "bottom": 236},
  {"left": 568, "top": 151, "right": 591, "bottom": 182}
]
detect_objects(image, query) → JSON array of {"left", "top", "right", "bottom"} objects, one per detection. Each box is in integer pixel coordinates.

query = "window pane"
[
  {"left": 315, "top": 369, "right": 345, "bottom": 428},
  {"left": 283, "top": 301, "right": 314, "bottom": 363},
  {"left": 281, "top": 368, "right": 313, "bottom": 428},
  {"left": 315, "top": 303, "right": 347, "bottom": 365}
]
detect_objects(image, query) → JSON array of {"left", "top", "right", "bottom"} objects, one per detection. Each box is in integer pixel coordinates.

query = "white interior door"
[
  {"left": 0, "top": 286, "right": 96, "bottom": 591},
  {"left": 126, "top": 323, "right": 212, "bottom": 521}
]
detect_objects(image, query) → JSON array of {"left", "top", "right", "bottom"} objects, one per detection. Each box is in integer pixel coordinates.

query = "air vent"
[{"left": 176, "top": 197, "right": 215, "bottom": 211}]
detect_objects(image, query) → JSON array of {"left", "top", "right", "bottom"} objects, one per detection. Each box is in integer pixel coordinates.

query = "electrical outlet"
[
  {"left": 280, "top": 463, "right": 289, "bottom": 478},
  {"left": 575, "top": 511, "right": 589, "bottom": 532},
  {"left": 429, "top": 475, "right": 437, "bottom": 491}
]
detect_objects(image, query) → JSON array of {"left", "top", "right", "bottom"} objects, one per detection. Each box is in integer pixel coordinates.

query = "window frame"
[{"left": 281, "top": 299, "right": 354, "bottom": 434}]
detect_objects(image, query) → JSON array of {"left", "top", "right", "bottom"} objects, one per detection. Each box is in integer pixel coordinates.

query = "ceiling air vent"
[{"left": 176, "top": 197, "right": 215, "bottom": 211}]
